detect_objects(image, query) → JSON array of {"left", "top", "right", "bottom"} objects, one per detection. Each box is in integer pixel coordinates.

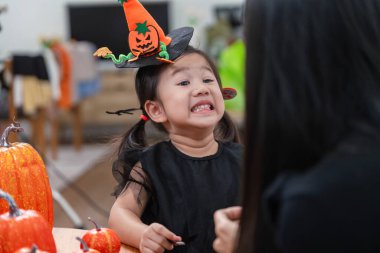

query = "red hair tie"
[{"left": 140, "top": 114, "right": 149, "bottom": 121}]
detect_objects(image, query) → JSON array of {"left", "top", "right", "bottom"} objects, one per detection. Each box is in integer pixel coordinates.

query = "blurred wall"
[{"left": 0, "top": 0, "right": 244, "bottom": 58}]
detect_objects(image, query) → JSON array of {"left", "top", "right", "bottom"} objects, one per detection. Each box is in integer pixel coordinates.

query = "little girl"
[
  {"left": 108, "top": 46, "right": 242, "bottom": 253},
  {"left": 93, "top": 1, "right": 243, "bottom": 252}
]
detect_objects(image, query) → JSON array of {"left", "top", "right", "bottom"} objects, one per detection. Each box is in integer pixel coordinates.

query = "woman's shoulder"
[
  {"left": 274, "top": 146, "right": 380, "bottom": 196},
  {"left": 264, "top": 148, "right": 380, "bottom": 251},
  {"left": 266, "top": 149, "right": 380, "bottom": 204},
  {"left": 269, "top": 131, "right": 380, "bottom": 198}
]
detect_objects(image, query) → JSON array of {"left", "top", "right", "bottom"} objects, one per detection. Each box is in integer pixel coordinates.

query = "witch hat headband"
[
  {"left": 94, "top": 0, "right": 236, "bottom": 99},
  {"left": 94, "top": 0, "right": 194, "bottom": 68}
]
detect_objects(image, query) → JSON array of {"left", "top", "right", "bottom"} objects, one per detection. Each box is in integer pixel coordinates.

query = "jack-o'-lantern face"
[{"left": 129, "top": 21, "right": 159, "bottom": 56}]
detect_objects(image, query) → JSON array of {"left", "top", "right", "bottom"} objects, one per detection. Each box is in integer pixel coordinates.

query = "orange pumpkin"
[
  {"left": 0, "top": 122, "right": 54, "bottom": 228},
  {"left": 0, "top": 190, "right": 56, "bottom": 253},
  {"left": 14, "top": 244, "right": 50, "bottom": 253},
  {"left": 75, "top": 237, "right": 100, "bottom": 253},
  {"left": 128, "top": 21, "right": 159, "bottom": 56},
  {"left": 81, "top": 217, "right": 121, "bottom": 253}
]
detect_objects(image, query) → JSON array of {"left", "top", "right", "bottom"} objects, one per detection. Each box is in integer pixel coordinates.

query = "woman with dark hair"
[{"left": 214, "top": 0, "right": 380, "bottom": 252}]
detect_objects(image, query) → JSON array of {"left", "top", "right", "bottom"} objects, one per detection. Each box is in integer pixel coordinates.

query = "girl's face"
[{"left": 146, "top": 53, "right": 225, "bottom": 134}]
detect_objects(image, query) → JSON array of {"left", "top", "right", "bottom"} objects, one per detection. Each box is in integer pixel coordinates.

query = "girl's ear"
[{"left": 144, "top": 100, "right": 167, "bottom": 123}]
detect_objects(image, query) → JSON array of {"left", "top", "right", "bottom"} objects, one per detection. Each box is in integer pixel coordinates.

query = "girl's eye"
[
  {"left": 204, "top": 78, "right": 214, "bottom": 83},
  {"left": 177, "top": 80, "right": 190, "bottom": 86}
]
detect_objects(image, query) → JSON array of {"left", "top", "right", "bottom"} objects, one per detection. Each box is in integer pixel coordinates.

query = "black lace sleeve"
[
  {"left": 112, "top": 151, "right": 153, "bottom": 205},
  {"left": 126, "top": 164, "right": 153, "bottom": 205}
]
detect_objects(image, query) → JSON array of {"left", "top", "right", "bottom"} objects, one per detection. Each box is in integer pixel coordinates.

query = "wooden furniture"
[
  {"left": 2, "top": 59, "right": 83, "bottom": 159},
  {"left": 53, "top": 227, "right": 140, "bottom": 253}
]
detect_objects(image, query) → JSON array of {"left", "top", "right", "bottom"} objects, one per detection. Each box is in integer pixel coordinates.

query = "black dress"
[
  {"left": 264, "top": 132, "right": 380, "bottom": 253},
  {"left": 139, "top": 141, "right": 242, "bottom": 253}
]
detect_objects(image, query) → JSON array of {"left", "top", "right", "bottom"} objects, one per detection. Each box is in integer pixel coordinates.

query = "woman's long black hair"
[
  {"left": 112, "top": 46, "right": 240, "bottom": 197},
  {"left": 238, "top": 0, "right": 380, "bottom": 252}
]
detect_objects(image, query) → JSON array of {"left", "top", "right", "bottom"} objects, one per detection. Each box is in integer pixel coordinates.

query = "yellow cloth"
[{"left": 22, "top": 76, "right": 52, "bottom": 115}]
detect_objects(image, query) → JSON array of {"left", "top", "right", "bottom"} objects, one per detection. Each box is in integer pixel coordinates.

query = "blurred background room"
[{"left": 0, "top": 0, "right": 245, "bottom": 229}]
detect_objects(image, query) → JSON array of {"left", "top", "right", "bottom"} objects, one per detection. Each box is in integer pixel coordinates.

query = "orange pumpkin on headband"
[{"left": 129, "top": 21, "right": 159, "bottom": 56}]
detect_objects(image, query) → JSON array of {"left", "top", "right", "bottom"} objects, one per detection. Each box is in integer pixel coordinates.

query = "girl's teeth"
[{"left": 193, "top": 104, "right": 211, "bottom": 112}]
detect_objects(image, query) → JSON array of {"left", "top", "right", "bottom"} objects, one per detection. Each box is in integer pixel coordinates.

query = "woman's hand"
[
  {"left": 139, "top": 223, "right": 182, "bottom": 253},
  {"left": 213, "top": 206, "right": 242, "bottom": 253}
]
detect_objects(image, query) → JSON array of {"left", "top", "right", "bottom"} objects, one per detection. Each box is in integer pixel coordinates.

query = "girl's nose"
[{"left": 192, "top": 86, "right": 209, "bottom": 96}]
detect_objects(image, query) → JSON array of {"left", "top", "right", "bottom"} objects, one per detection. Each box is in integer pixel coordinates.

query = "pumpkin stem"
[
  {"left": 76, "top": 237, "right": 90, "bottom": 252},
  {"left": 30, "top": 244, "right": 38, "bottom": 253},
  {"left": 0, "top": 121, "right": 23, "bottom": 148},
  {"left": 0, "top": 189, "right": 23, "bottom": 217},
  {"left": 88, "top": 216, "right": 101, "bottom": 231}
]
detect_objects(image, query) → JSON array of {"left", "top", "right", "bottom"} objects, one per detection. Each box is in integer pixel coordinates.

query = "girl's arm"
[
  {"left": 108, "top": 162, "right": 182, "bottom": 252},
  {"left": 109, "top": 162, "right": 150, "bottom": 247}
]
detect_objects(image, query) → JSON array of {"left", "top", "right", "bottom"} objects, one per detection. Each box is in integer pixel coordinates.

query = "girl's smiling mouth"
[{"left": 191, "top": 101, "right": 214, "bottom": 113}]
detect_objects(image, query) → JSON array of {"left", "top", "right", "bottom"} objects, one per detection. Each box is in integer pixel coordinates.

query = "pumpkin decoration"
[
  {"left": 95, "top": 0, "right": 196, "bottom": 66},
  {"left": 0, "top": 122, "right": 54, "bottom": 228},
  {"left": 129, "top": 21, "right": 159, "bottom": 57},
  {"left": 81, "top": 217, "right": 121, "bottom": 253},
  {"left": 0, "top": 190, "right": 56, "bottom": 253},
  {"left": 75, "top": 237, "right": 100, "bottom": 253},
  {"left": 14, "top": 244, "right": 50, "bottom": 253}
]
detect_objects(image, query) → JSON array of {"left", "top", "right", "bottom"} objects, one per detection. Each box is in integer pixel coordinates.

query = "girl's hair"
[
  {"left": 238, "top": 0, "right": 380, "bottom": 252},
  {"left": 112, "top": 46, "right": 240, "bottom": 196}
]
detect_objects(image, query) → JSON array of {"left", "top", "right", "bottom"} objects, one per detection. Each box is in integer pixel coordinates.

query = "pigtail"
[
  {"left": 111, "top": 116, "right": 148, "bottom": 197},
  {"left": 110, "top": 63, "right": 164, "bottom": 198},
  {"left": 215, "top": 111, "right": 241, "bottom": 143}
]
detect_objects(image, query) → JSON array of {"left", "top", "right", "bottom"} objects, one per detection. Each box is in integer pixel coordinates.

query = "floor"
[
  {"left": 50, "top": 144, "right": 117, "bottom": 229},
  {"left": 49, "top": 123, "right": 164, "bottom": 229}
]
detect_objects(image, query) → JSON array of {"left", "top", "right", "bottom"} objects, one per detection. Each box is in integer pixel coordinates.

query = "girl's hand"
[
  {"left": 139, "top": 223, "right": 182, "bottom": 253},
  {"left": 213, "top": 206, "right": 242, "bottom": 253}
]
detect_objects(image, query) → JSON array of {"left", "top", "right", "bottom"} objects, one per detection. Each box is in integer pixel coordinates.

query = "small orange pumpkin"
[
  {"left": 128, "top": 21, "right": 159, "bottom": 56},
  {"left": 75, "top": 237, "right": 100, "bottom": 253},
  {"left": 0, "top": 122, "right": 54, "bottom": 228},
  {"left": 81, "top": 217, "right": 121, "bottom": 253},
  {"left": 0, "top": 190, "right": 56, "bottom": 253}
]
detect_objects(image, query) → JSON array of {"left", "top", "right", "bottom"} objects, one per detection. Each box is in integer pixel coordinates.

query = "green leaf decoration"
[
  {"left": 117, "top": 0, "right": 127, "bottom": 4},
  {"left": 135, "top": 21, "right": 151, "bottom": 35}
]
